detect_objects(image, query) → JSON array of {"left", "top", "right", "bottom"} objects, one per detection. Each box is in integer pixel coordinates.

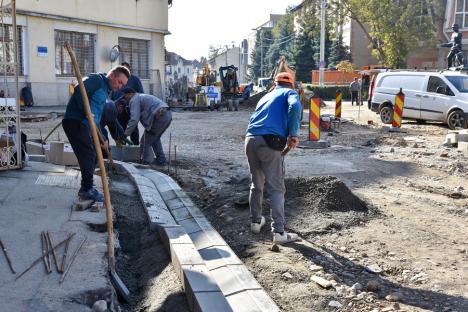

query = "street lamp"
[{"left": 319, "top": 0, "right": 327, "bottom": 86}]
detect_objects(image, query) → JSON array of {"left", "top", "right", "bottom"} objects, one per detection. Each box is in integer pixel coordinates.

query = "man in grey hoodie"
[{"left": 121, "top": 88, "right": 172, "bottom": 165}]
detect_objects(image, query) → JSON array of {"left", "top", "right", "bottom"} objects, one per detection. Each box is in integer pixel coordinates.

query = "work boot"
[
  {"left": 273, "top": 232, "right": 299, "bottom": 244},
  {"left": 151, "top": 159, "right": 166, "bottom": 167},
  {"left": 78, "top": 187, "right": 104, "bottom": 203},
  {"left": 250, "top": 216, "right": 266, "bottom": 234}
]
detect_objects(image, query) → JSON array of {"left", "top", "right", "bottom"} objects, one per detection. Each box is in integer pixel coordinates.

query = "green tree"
[
  {"left": 293, "top": 1, "right": 321, "bottom": 82},
  {"left": 249, "top": 28, "right": 273, "bottom": 81},
  {"left": 330, "top": 0, "right": 443, "bottom": 68},
  {"left": 328, "top": 31, "right": 351, "bottom": 69},
  {"left": 265, "top": 9, "right": 296, "bottom": 74}
]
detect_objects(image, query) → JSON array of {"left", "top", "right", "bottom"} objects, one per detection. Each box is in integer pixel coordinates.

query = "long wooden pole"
[{"left": 64, "top": 42, "right": 115, "bottom": 271}]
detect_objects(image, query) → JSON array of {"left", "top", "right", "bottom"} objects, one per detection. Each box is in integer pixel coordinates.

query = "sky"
[{"left": 165, "top": 0, "right": 303, "bottom": 61}]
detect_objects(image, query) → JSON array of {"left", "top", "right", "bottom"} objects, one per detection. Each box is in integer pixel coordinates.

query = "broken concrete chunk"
[{"left": 310, "top": 275, "right": 332, "bottom": 288}]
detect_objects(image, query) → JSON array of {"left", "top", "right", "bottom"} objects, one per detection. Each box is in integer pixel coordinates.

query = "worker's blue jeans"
[
  {"left": 140, "top": 111, "right": 172, "bottom": 164},
  {"left": 62, "top": 119, "right": 96, "bottom": 191}
]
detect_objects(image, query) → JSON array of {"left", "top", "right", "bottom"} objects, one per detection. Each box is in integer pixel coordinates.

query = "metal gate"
[{"left": 0, "top": 0, "right": 20, "bottom": 171}]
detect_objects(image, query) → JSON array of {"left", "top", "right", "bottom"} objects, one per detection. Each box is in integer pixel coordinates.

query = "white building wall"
[{"left": 5, "top": 1, "right": 169, "bottom": 106}]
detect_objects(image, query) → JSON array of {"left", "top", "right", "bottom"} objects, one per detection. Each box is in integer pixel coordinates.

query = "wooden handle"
[{"left": 64, "top": 42, "right": 115, "bottom": 271}]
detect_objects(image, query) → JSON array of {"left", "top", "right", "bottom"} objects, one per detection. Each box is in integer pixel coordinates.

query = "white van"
[{"left": 369, "top": 70, "right": 468, "bottom": 129}]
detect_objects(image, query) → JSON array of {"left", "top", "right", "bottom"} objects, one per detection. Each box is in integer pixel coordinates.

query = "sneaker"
[
  {"left": 273, "top": 232, "right": 299, "bottom": 244},
  {"left": 78, "top": 187, "right": 104, "bottom": 203},
  {"left": 250, "top": 216, "right": 266, "bottom": 234}
]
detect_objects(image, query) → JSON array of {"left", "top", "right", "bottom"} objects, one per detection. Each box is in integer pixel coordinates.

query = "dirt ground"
[
  {"left": 20, "top": 101, "right": 467, "bottom": 311},
  {"left": 163, "top": 102, "right": 467, "bottom": 312}
]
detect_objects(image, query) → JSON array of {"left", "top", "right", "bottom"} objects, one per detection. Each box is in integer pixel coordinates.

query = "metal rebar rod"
[
  {"left": 174, "top": 145, "right": 177, "bottom": 177},
  {"left": 46, "top": 231, "right": 61, "bottom": 273},
  {"left": 0, "top": 239, "right": 15, "bottom": 274},
  {"left": 16, "top": 233, "right": 75, "bottom": 280},
  {"left": 42, "top": 232, "right": 52, "bottom": 273},
  {"left": 40, "top": 232, "right": 50, "bottom": 273},
  {"left": 59, "top": 236, "right": 87, "bottom": 284},
  {"left": 60, "top": 233, "right": 72, "bottom": 273},
  {"left": 168, "top": 132, "right": 172, "bottom": 174}
]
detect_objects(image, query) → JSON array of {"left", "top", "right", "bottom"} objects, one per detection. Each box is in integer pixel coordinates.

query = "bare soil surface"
[
  {"left": 162, "top": 102, "right": 467, "bottom": 312},
  {"left": 20, "top": 102, "right": 468, "bottom": 311}
]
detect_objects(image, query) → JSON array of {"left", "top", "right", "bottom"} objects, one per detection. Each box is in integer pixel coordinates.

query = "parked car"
[{"left": 368, "top": 70, "right": 468, "bottom": 129}]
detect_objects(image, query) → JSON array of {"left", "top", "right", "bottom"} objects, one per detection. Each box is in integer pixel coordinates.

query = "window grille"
[
  {"left": 0, "top": 25, "right": 22, "bottom": 75},
  {"left": 55, "top": 30, "right": 95, "bottom": 76},
  {"left": 118, "top": 37, "right": 150, "bottom": 79}
]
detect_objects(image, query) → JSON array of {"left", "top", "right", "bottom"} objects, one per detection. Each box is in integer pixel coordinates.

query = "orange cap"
[{"left": 275, "top": 72, "right": 293, "bottom": 84}]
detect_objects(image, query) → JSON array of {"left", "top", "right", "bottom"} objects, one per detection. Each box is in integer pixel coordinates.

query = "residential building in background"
[
  {"left": 2, "top": 0, "right": 169, "bottom": 106},
  {"left": 165, "top": 51, "right": 194, "bottom": 87},
  {"left": 208, "top": 45, "right": 249, "bottom": 84},
  {"left": 247, "top": 14, "right": 284, "bottom": 68}
]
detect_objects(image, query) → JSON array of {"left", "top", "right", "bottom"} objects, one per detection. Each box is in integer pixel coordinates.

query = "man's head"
[
  {"left": 275, "top": 72, "right": 294, "bottom": 89},
  {"left": 121, "top": 87, "right": 136, "bottom": 102},
  {"left": 452, "top": 23, "right": 459, "bottom": 32},
  {"left": 107, "top": 65, "right": 130, "bottom": 91},
  {"left": 121, "top": 62, "right": 131, "bottom": 71},
  {"left": 354, "top": 77, "right": 358, "bottom": 81}
]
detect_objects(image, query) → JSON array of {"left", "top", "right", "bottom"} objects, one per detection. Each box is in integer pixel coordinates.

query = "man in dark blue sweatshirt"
[
  {"left": 245, "top": 72, "right": 301, "bottom": 245},
  {"left": 111, "top": 62, "right": 144, "bottom": 145},
  {"left": 62, "top": 66, "right": 129, "bottom": 202}
]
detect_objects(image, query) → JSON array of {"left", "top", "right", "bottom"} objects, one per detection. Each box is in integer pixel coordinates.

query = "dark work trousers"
[
  {"left": 351, "top": 91, "right": 359, "bottom": 106},
  {"left": 62, "top": 119, "right": 96, "bottom": 191},
  {"left": 118, "top": 113, "right": 139, "bottom": 145}
]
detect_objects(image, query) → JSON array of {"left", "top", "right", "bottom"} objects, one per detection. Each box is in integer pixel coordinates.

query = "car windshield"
[{"left": 445, "top": 76, "right": 468, "bottom": 93}]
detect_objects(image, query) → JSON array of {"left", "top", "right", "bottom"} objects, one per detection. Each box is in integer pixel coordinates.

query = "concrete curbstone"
[
  {"left": 194, "top": 291, "right": 233, "bottom": 312},
  {"left": 166, "top": 197, "right": 186, "bottom": 210},
  {"left": 225, "top": 290, "right": 262, "bottom": 312},
  {"left": 198, "top": 246, "right": 243, "bottom": 270},
  {"left": 189, "top": 230, "right": 228, "bottom": 251},
  {"left": 158, "top": 225, "right": 193, "bottom": 252},
  {"left": 171, "top": 207, "right": 194, "bottom": 222},
  {"left": 246, "top": 289, "right": 281, "bottom": 312},
  {"left": 170, "top": 244, "right": 205, "bottom": 280},
  {"left": 178, "top": 218, "right": 204, "bottom": 234}
]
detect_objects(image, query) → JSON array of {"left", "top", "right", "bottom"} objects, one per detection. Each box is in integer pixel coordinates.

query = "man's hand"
[{"left": 287, "top": 136, "right": 299, "bottom": 150}]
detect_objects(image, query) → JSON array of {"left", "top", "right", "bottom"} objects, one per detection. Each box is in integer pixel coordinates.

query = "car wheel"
[
  {"left": 380, "top": 105, "right": 393, "bottom": 124},
  {"left": 447, "top": 109, "right": 466, "bottom": 129}
]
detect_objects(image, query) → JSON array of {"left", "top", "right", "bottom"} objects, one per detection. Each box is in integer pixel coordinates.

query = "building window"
[
  {"left": 55, "top": 30, "right": 95, "bottom": 76},
  {"left": 455, "top": 0, "right": 468, "bottom": 28},
  {"left": 118, "top": 37, "right": 149, "bottom": 79},
  {"left": 0, "top": 25, "right": 23, "bottom": 76}
]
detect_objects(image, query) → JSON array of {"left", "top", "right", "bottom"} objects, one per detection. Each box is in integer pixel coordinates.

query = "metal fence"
[{"left": 0, "top": 0, "right": 21, "bottom": 171}]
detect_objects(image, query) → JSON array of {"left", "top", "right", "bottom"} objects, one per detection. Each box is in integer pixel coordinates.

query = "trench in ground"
[{"left": 109, "top": 174, "right": 189, "bottom": 312}]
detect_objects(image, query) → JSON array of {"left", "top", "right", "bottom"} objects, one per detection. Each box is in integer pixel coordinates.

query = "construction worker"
[
  {"left": 111, "top": 62, "right": 144, "bottom": 145},
  {"left": 245, "top": 72, "right": 301, "bottom": 244},
  {"left": 62, "top": 66, "right": 129, "bottom": 202},
  {"left": 121, "top": 88, "right": 172, "bottom": 166}
]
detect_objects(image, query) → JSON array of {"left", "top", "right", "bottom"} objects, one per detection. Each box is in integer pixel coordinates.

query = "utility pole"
[
  {"left": 319, "top": 0, "right": 326, "bottom": 86},
  {"left": 260, "top": 29, "right": 263, "bottom": 77}
]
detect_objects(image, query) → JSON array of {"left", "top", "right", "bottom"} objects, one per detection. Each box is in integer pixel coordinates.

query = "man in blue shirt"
[
  {"left": 62, "top": 66, "right": 129, "bottom": 202},
  {"left": 245, "top": 72, "right": 301, "bottom": 244},
  {"left": 112, "top": 62, "right": 144, "bottom": 145}
]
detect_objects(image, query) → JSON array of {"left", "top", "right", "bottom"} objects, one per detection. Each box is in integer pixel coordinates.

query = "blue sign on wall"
[{"left": 37, "top": 46, "right": 48, "bottom": 57}]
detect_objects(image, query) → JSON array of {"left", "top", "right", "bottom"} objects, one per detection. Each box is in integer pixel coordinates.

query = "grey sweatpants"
[
  {"left": 245, "top": 136, "right": 286, "bottom": 233},
  {"left": 140, "top": 110, "right": 172, "bottom": 163}
]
